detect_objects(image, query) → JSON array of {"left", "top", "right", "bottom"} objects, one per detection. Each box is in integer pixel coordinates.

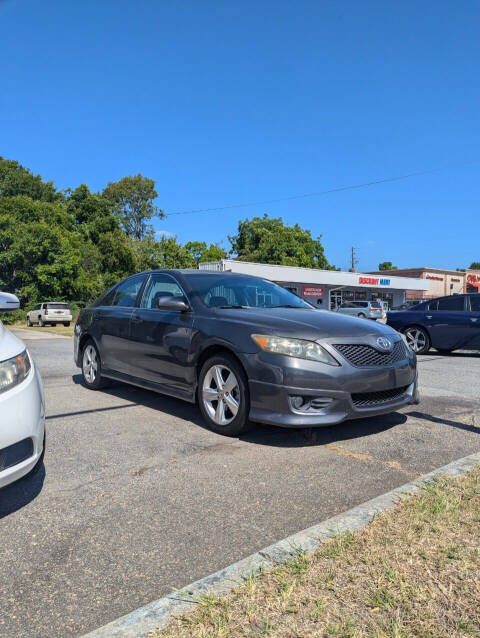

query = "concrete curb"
[{"left": 83, "top": 451, "right": 480, "bottom": 638}]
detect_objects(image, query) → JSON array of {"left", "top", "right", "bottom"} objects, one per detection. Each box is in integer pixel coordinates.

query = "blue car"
[{"left": 386, "top": 293, "right": 480, "bottom": 355}]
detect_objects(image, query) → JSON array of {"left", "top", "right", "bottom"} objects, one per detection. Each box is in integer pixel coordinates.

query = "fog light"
[{"left": 291, "top": 395, "right": 304, "bottom": 409}]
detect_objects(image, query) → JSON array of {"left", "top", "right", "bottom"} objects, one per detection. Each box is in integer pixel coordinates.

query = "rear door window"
[
  {"left": 469, "top": 296, "right": 480, "bottom": 312},
  {"left": 112, "top": 276, "right": 145, "bottom": 308},
  {"left": 436, "top": 296, "right": 466, "bottom": 311}
]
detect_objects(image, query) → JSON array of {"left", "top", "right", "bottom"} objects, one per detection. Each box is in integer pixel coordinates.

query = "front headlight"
[
  {"left": 251, "top": 334, "right": 340, "bottom": 366},
  {"left": 0, "top": 350, "right": 32, "bottom": 395}
]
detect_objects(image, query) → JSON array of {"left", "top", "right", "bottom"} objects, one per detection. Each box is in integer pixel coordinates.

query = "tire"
[
  {"left": 198, "top": 353, "right": 251, "bottom": 436},
  {"left": 357, "top": 313, "right": 366, "bottom": 318},
  {"left": 51, "top": 323, "right": 56, "bottom": 327},
  {"left": 81, "top": 339, "right": 108, "bottom": 390},
  {"left": 26, "top": 316, "right": 32, "bottom": 327},
  {"left": 403, "top": 326, "right": 431, "bottom": 355},
  {"left": 38, "top": 318, "right": 44, "bottom": 327},
  {"left": 64, "top": 322, "right": 70, "bottom": 327}
]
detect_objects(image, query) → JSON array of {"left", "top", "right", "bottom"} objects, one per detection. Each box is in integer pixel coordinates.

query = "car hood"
[
  {"left": 0, "top": 321, "right": 26, "bottom": 361},
  {"left": 215, "top": 308, "right": 400, "bottom": 341}
]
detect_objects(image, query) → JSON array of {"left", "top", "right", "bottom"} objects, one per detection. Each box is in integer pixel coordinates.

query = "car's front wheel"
[
  {"left": 81, "top": 339, "right": 108, "bottom": 389},
  {"left": 198, "top": 354, "right": 250, "bottom": 436},
  {"left": 26, "top": 316, "right": 32, "bottom": 327},
  {"left": 403, "top": 326, "right": 430, "bottom": 355},
  {"left": 38, "top": 318, "right": 44, "bottom": 327}
]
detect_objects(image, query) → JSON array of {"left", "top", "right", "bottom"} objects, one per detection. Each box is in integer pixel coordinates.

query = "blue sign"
[{"left": 379, "top": 279, "right": 391, "bottom": 286}]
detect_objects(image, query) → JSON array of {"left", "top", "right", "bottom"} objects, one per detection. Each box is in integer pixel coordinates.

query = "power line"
[{"left": 164, "top": 158, "right": 479, "bottom": 217}]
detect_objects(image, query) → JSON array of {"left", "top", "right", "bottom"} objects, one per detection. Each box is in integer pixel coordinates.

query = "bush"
[{"left": 0, "top": 309, "right": 26, "bottom": 325}]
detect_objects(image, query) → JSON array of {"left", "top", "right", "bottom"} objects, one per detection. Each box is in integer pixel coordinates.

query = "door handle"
[
  {"left": 131, "top": 315, "right": 143, "bottom": 323},
  {"left": 471, "top": 318, "right": 478, "bottom": 322},
  {"left": 426, "top": 315, "right": 432, "bottom": 319}
]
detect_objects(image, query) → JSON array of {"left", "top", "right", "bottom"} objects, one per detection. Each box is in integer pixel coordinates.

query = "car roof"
[{"left": 133, "top": 269, "right": 262, "bottom": 278}]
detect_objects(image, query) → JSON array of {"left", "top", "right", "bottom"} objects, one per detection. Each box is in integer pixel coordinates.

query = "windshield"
[
  {"left": 183, "top": 273, "right": 312, "bottom": 309},
  {"left": 46, "top": 303, "right": 70, "bottom": 310},
  {"left": 370, "top": 301, "right": 383, "bottom": 308}
]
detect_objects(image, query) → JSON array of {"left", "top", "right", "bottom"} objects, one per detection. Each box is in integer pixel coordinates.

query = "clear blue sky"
[{"left": 1, "top": 0, "right": 479, "bottom": 271}]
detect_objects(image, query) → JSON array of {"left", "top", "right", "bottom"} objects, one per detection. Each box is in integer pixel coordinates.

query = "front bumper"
[
  {"left": 0, "top": 361, "right": 45, "bottom": 488},
  {"left": 248, "top": 376, "right": 418, "bottom": 427},
  {"left": 241, "top": 346, "right": 418, "bottom": 428}
]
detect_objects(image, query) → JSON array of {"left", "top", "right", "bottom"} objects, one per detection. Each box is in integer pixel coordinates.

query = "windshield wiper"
[
  {"left": 269, "top": 305, "right": 304, "bottom": 309},
  {"left": 218, "top": 305, "right": 249, "bottom": 309}
]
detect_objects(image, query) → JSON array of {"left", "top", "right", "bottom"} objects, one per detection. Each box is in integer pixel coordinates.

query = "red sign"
[
  {"left": 451, "top": 278, "right": 461, "bottom": 282},
  {"left": 358, "top": 276, "right": 379, "bottom": 285},
  {"left": 426, "top": 275, "right": 443, "bottom": 281},
  {"left": 302, "top": 286, "right": 324, "bottom": 297},
  {"left": 467, "top": 273, "right": 480, "bottom": 288}
]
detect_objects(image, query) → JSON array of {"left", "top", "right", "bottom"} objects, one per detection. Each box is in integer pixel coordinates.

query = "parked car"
[
  {"left": 74, "top": 270, "right": 418, "bottom": 436},
  {"left": 0, "top": 292, "right": 46, "bottom": 488},
  {"left": 387, "top": 293, "right": 480, "bottom": 355},
  {"left": 27, "top": 302, "right": 72, "bottom": 327},
  {"left": 334, "top": 300, "right": 386, "bottom": 320}
]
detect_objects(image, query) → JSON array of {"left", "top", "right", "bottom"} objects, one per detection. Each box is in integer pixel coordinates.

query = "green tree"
[
  {"left": 468, "top": 262, "right": 480, "bottom": 270},
  {"left": 0, "top": 157, "right": 61, "bottom": 202},
  {"left": 378, "top": 261, "right": 397, "bottom": 271},
  {"left": 102, "top": 174, "right": 164, "bottom": 240},
  {"left": 229, "top": 214, "right": 334, "bottom": 269},
  {"left": 184, "top": 240, "right": 227, "bottom": 266},
  {"left": 0, "top": 196, "right": 83, "bottom": 302}
]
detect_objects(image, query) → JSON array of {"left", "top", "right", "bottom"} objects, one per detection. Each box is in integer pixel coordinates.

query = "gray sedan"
[
  {"left": 334, "top": 300, "right": 386, "bottom": 320},
  {"left": 74, "top": 271, "right": 418, "bottom": 436}
]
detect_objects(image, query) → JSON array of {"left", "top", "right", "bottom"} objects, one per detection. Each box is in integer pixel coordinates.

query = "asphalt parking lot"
[{"left": 1, "top": 332, "right": 479, "bottom": 637}]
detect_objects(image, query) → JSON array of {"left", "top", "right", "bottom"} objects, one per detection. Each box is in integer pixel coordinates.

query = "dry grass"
[
  {"left": 11, "top": 322, "right": 74, "bottom": 337},
  {"left": 154, "top": 467, "right": 480, "bottom": 638}
]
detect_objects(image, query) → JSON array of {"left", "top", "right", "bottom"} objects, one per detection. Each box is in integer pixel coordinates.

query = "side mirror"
[
  {"left": 0, "top": 292, "right": 20, "bottom": 313},
  {"left": 156, "top": 296, "right": 190, "bottom": 312}
]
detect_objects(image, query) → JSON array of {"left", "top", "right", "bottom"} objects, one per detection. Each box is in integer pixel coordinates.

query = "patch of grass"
[
  {"left": 11, "top": 322, "right": 74, "bottom": 336},
  {"left": 153, "top": 467, "right": 480, "bottom": 638}
]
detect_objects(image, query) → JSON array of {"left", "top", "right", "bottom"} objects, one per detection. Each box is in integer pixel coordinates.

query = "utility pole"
[{"left": 349, "top": 246, "right": 358, "bottom": 272}]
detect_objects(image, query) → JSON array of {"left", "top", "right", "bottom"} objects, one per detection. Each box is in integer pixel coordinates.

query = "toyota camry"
[{"left": 74, "top": 270, "right": 419, "bottom": 436}]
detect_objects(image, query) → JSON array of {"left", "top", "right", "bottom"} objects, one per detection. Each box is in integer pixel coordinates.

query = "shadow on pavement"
[
  {"left": 405, "top": 411, "right": 479, "bottom": 435},
  {"left": 65, "top": 373, "right": 408, "bottom": 448},
  {"left": 0, "top": 464, "right": 46, "bottom": 519}
]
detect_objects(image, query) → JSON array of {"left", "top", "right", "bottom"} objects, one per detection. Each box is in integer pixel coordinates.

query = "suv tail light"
[{"left": 45, "top": 309, "right": 48, "bottom": 315}]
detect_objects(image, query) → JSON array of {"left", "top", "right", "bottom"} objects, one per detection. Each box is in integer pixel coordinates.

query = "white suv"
[{"left": 27, "top": 302, "right": 72, "bottom": 327}]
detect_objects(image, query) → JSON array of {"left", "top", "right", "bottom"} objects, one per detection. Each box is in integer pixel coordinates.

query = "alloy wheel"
[
  {"left": 83, "top": 345, "right": 98, "bottom": 384},
  {"left": 404, "top": 328, "right": 427, "bottom": 353},
  {"left": 202, "top": 364, "right": 240, "bottom": 426}
]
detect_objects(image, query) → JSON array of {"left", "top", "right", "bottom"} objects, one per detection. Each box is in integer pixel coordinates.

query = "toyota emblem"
[{"left": 376, "top": 337, "right": 393, "bottom": 351}]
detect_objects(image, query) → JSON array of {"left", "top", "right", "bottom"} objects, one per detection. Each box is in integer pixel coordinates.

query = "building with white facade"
[{"left": 199, "top": 260, "right": 428, "bottom": 309}]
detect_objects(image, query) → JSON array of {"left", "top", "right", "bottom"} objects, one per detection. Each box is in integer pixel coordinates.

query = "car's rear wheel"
[
  {"left": 64, "top": 322, "right": 70, "bottom": 327},
  {"left": 81, "top": 339, "right": 108, "bottom": 389},
  {"left": 403, "top": 326, "right": 430, "bottom": 355},
  {"left": 38, "top": 318, "right": 44, "bottom": 327},
  {"left": 198, "top": 354, "right": 251, "bottom": 436},
  {"left": 358, "top": 312, "right": 366, "bottom": 318}
]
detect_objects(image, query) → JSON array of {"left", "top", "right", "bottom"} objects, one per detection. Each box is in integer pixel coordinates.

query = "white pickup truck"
[{"left": 27, "top": 302, "right": 73, "bottom": 327}]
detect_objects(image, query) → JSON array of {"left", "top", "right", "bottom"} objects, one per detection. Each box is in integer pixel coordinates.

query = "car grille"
[
  {"left": 333, "top": 341, "right": 408, "bottom": 367},
  {"left": 0, "top": 438, "right": 34, "bottom": 472},
  {"left": 351, "top": 386, "right": 409, "bottom": 408}
]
